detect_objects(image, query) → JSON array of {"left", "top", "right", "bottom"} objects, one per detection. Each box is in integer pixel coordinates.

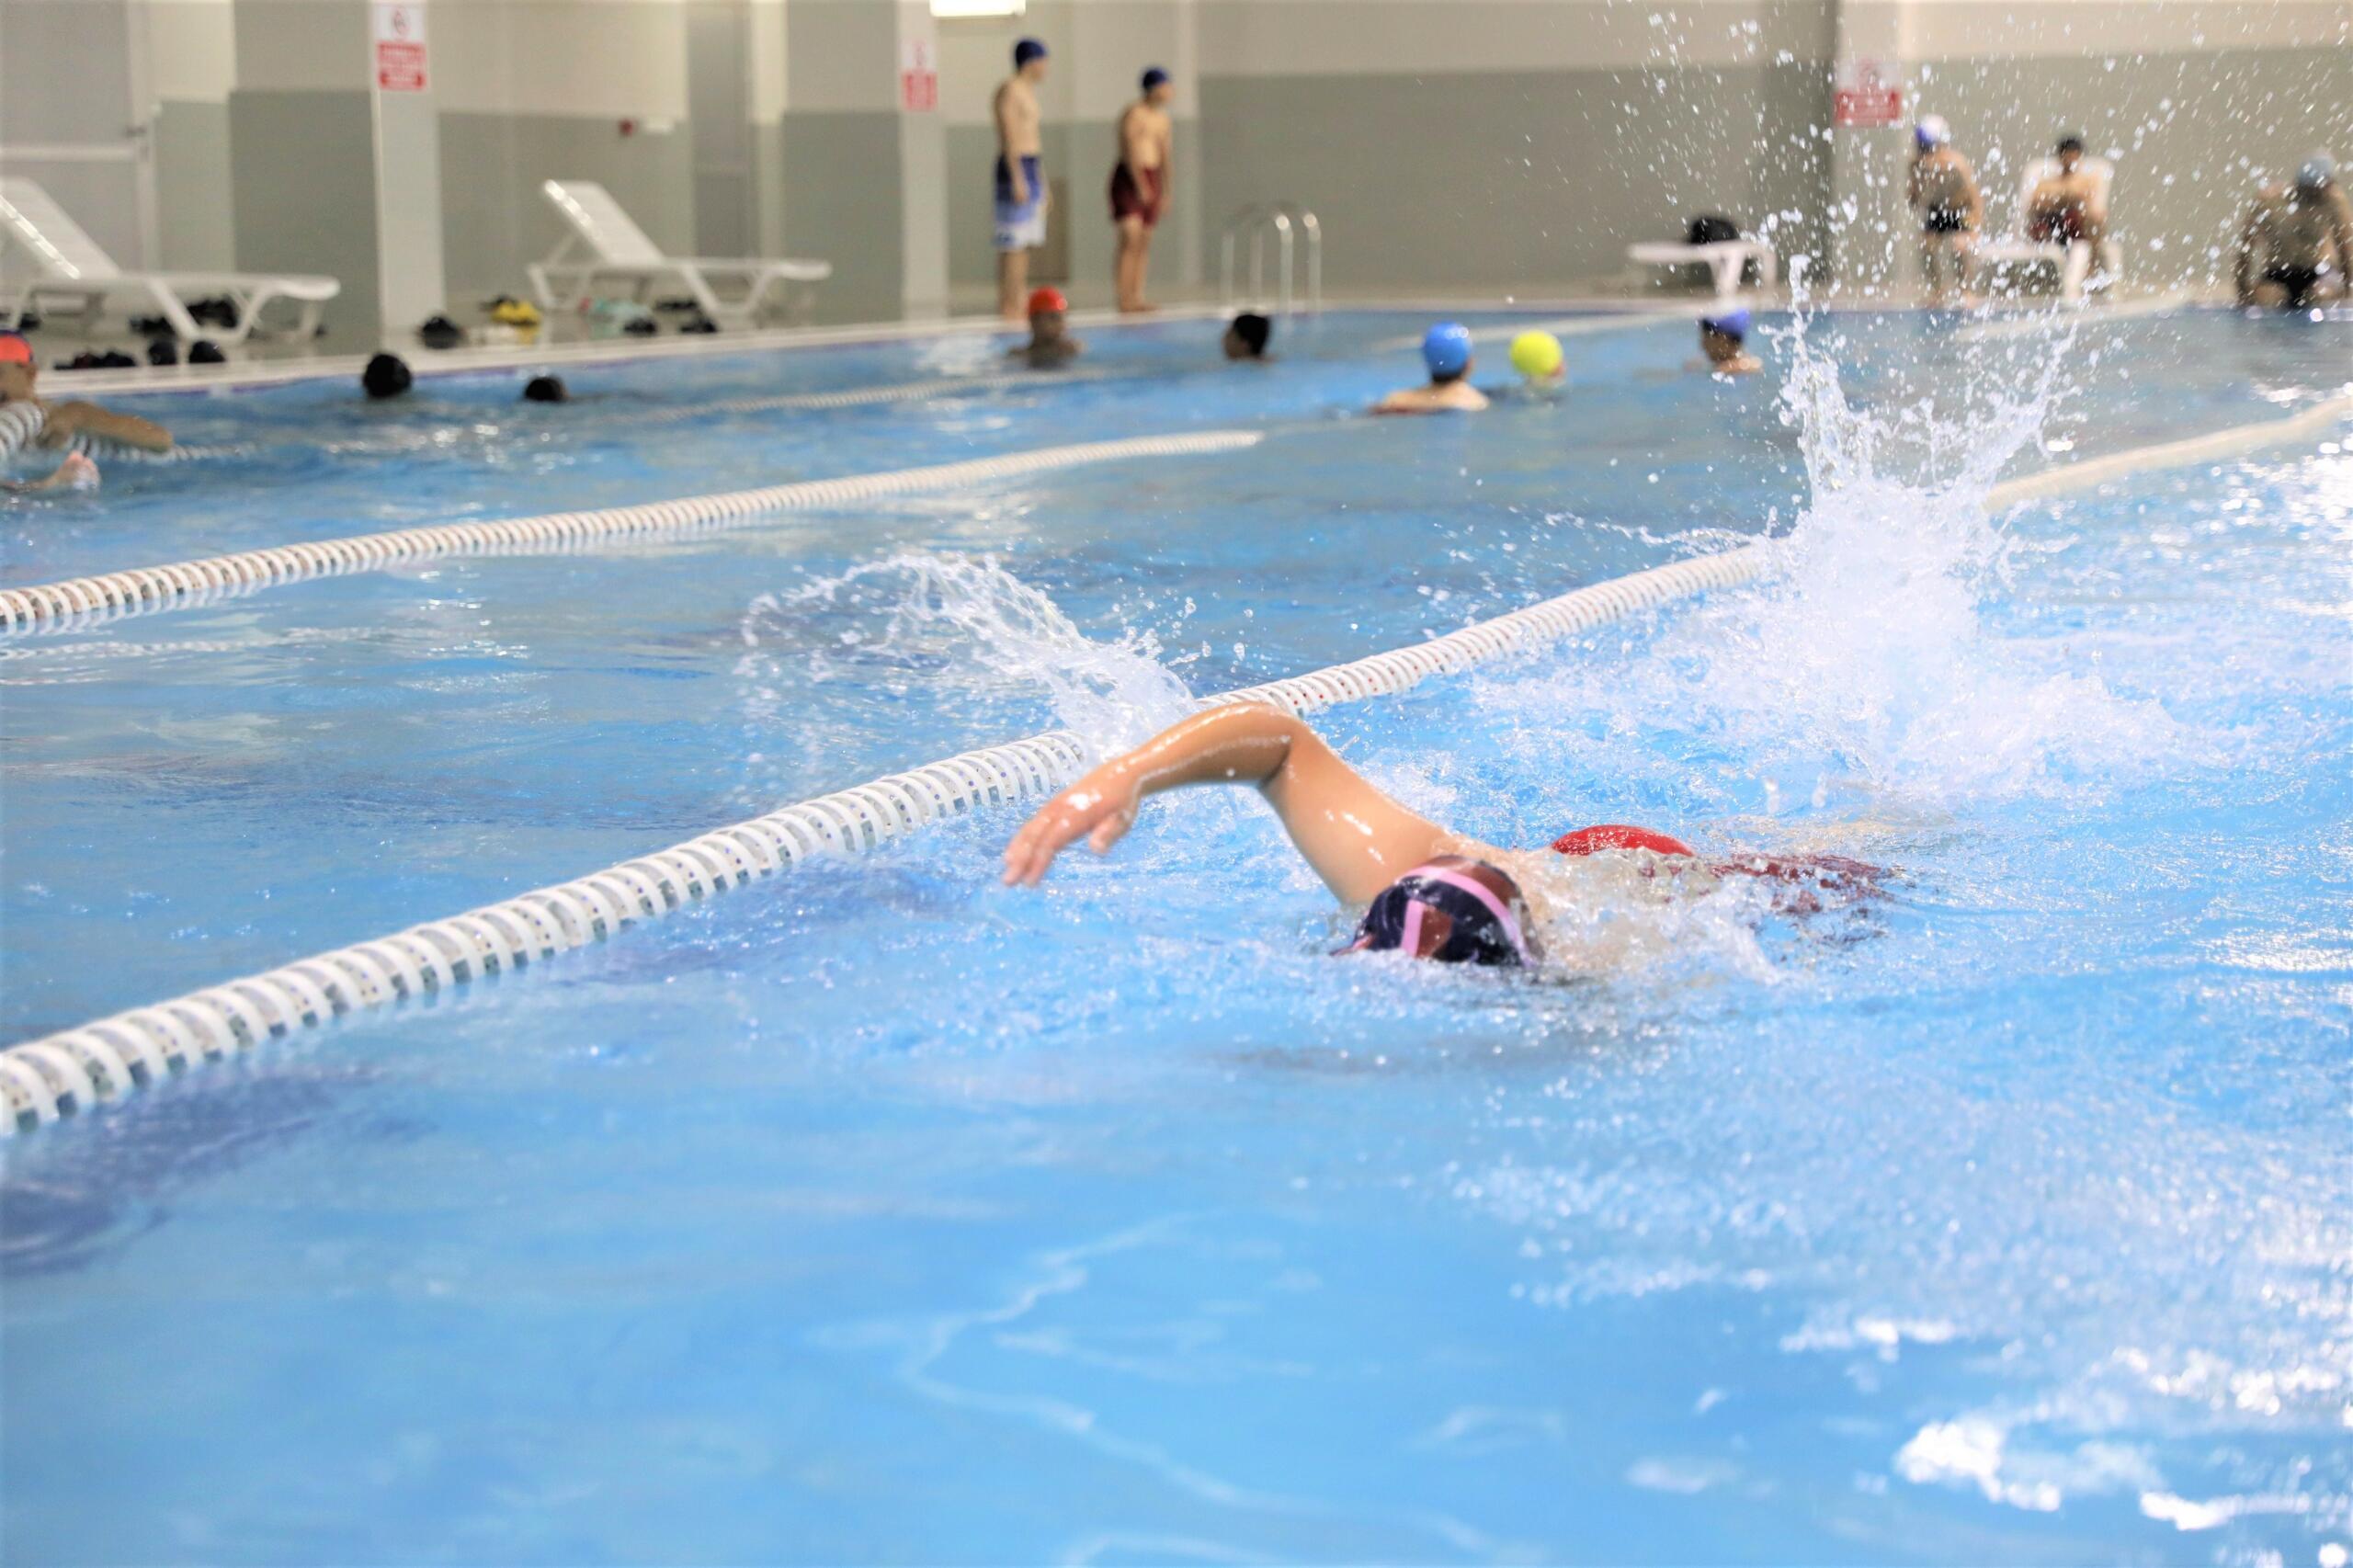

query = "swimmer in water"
[
  {"left": 1697, "top": 309, "right": 1761, "bottom": 376},
  {"left": 1223, "top": 312, "right": 1273, "bottom": 361},
  {"left": 0, "top": 331, "right": 173, "bottom": 462},
  {"left": 1376, "top": 323, "right": 1489, "bottom": 414},
  {"left": 1003, "top": 704, "right": 1883, "bottom": 971},
  {"left": 1011, "top": 287, "right": 1084, "bottom": 368},
  {"left": 1505, "top": 329, "right": 1566, "bottom": 395}
]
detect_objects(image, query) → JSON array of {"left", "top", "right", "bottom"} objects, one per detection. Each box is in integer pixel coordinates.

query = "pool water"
[{"left": 3, "top": 307, "right": 2349, "bottom": 1563}]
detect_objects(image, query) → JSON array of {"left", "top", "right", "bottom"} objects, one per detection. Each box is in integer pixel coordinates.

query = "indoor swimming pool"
[{"left": 3, "top": 306, "right": 2349, "bottom": 1563}]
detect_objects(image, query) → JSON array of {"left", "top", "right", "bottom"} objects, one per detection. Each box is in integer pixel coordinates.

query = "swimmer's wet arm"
[
  {"left": 1000, "top": 704, "right": 1453, "bottom": 902},
  {"left": 38, "top": 400, "right": 171, "bottom": 453}
]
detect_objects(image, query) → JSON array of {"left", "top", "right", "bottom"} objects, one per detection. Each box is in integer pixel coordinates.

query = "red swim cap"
[
  {"left": 1028, "top": 287, "right": 1068, "bottom": 315},
  {"left": 1552, "top": 824, "right": 1697, "bottom": 858},
  {"left": 0, "top": 333, "right": 32, "bottom": 366}
]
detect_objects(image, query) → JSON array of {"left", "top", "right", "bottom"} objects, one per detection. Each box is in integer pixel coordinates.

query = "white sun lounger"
[
  {"left": 1974, "top": 156, "right": 2125, "bottom": 303},
  {"left": 527, "top": 180, "right": 831, "bottom": 328},
  {"left": 1626, "top": 238, "right": 1778, "bottom": 301},
  {"left": 0, "top": 177, "right": 339, "bottom": 343}
]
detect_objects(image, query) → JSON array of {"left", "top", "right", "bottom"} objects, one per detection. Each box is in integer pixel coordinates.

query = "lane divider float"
[
  {"left": 0, "top": 544, "right": 1768, "bottom": 1131},
  {"left": 0, "top": 428, "right": 1262, "bottom": 637}
]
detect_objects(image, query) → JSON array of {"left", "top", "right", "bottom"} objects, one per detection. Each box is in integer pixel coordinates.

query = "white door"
[{"left": 0, "top": 0, "right": 159, "bottom": 268}]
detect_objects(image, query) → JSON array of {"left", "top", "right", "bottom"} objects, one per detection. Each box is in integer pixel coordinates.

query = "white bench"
[
  {"left": 528, "top": 180, "right": 830, "bottom": 329},
  {"left": 1626, "top": 238, "right": 1778, "bottom": 301}
]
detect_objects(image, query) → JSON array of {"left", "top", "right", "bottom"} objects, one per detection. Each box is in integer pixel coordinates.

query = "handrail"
[{"left": 1219, "top": 203, "right": 1323, "bottom": 316}]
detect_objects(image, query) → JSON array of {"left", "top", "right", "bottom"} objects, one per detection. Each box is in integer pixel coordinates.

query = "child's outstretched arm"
[{"left": 1002, "top": 703, "right": 1452, "bottom": 902}]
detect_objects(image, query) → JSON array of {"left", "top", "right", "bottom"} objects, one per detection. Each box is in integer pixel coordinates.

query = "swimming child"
[
  {"left": 1003, "top": 704, "right": 1882, "bottom": 970},
  {"left": 1223, "top": 312, "right": 1273, "bottom": 361},
  {"left": 1012, "top": 287, "right": 1084, "bottom": 368},
  {"left": 0, "top": 331, "right": 173, "bottom": 462},
  {"left": 1506, "top": 329, "right": 1565, "bottom": 394},
  {"left": 1, "top": 449, "right": 100, "bottom": 494},
  {"left": 1697, "top": 309, "right": 1761, "bottom": 376},
  {"left": 1375, "top": 323, "right": 1490, "bottom": 414}
]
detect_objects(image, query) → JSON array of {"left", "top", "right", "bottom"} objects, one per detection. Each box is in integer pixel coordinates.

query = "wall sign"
[
  {"left": 1833, "top": 57, "right": 1903, "bottom": 128},
  {"left": 900, "top": 33, "right": 938, "bottom": 113},
  {"left": 373, "top": 3, "right": 428, "bottom": 94}
]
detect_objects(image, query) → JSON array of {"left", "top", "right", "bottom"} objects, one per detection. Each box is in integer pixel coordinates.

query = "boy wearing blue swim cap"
[
  {"left": 993, "top": 40, "right": 1051, "bottom": 321},
  {"left": 1697, "top": 310, "right": 1761, "bottom": 377},
  {"left": 1376, "top": 322, "right": 1490, "bottom": 414}
]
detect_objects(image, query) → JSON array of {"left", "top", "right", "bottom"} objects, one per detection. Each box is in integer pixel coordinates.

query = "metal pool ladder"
[{"left": 1220, "top": 204, "right": 1323, "bottom": 316}]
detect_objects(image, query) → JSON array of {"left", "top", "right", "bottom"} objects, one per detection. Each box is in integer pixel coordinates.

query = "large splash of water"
[{"left": 1486, "top": 319, "right": 2202, "bottom": 819}]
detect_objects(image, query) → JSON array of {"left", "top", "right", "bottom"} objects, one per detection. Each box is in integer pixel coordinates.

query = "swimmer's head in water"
[
  {"left": 1914, "top": 115, "right": 1950, "bottom": 153},
  {"left": 1141, "top": 66, "right": 1170, "bottom": 100},
  {"left": 1703, "top": 306, "right": 1759, "bottom": 341},
  {"left": 0, "top": 331, "right": 31, "bottom": 399},
  {"left": 522, "top": 374, "right": 569, "bottom": 403},
  {"left": 1224, "top": 312, "right": 1272, "bottom": 359},
  {"left": 1027, "top": 286, "right": 1068, "bottom": 326},
  {"left": 1421, "top": 322, "right": 1472, "bottom": 384},
  {"left": 361, "top": 352, "right": 413, "bottom": 401},
  {"left": 1013, "top": 37, "right": 1048, "bottom": 72},
  {"left": 1508, "top": 329, "right": 1563, "bottom": 384},
  {"left": 1344, "top": 858, "right": 1530, "bottom": 968},
  {"left": 2297, "top": 155, "right": 2335, "bottom": 194}
]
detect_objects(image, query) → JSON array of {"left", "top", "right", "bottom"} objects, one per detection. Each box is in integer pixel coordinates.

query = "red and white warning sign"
[
  {"left": 373, "top": 2, "right": 428, "bottom": 94},
  {"left": 1833, "top": 56, "right": 1904, "bottom": 128},
  {"left": 900, "top": 33, "right": 938, "bottom": 113}
]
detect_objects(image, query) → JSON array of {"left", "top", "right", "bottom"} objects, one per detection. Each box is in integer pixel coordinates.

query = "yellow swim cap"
[{"left": 1509, "top": 330, "right": 1563, "bottom": 382}]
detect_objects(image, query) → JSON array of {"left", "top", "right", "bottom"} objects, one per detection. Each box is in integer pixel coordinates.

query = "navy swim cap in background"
[
  {"left": 1142, "top": 66, "right": 1170, "bottom": 92},
  {"left": 1013, "top": 38, "right": 1048, "bottom": 67},
  {"left": 1700, "top": 308, "right": 1752, "bottom": 340}
]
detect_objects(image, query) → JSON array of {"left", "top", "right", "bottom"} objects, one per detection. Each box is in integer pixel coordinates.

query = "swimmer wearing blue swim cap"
[
  {"left": 1376, "top": 322, "right": 1489, "bottom": 414},
  {"left": 1909, "top": 116, "right": 1985, "bottom": 305},
  {"left": 994, "top": 40, "right": 1052, "bottom": 319},
  {"left": 1698, "top": 309, "right": 1762, "bottom": 376}
]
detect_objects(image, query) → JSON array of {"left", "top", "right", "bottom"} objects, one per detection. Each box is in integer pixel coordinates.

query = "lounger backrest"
[
  {"left": 2010, "top": 156, "right": 2114, "bottom": 234},
  {"left": 540, "top": 180, "right": 668, "bottom": 267},
  {"left": 0, "top": 177, "right": 124, "bottom": 282}
]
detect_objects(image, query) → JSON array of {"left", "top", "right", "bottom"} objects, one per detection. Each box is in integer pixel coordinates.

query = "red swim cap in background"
[
  {"left": 1552, "top": 824, "right": 1697, "bottom": 858},
  {"left": 1027, "top": 287, "right": 1068, "bottom": 315},
  {"left": 0, "top": 333, "right": 33, "bottom": 366}
]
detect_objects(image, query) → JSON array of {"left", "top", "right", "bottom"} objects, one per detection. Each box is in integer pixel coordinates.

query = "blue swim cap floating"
[
  {"left": 1422, "top": 322, "right": 1472, "bottom": 378},
  {"left": 1700, "top": 308, "right": 1752, "bottom": 341},
  {"left": 1013, "top": 37, "right": 1048, "bottom": 67}
]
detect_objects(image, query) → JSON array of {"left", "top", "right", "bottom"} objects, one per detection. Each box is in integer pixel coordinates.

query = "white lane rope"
[
  {"left": 0, "top": 545, "right": 1767, "bottom": 1132},
  {"left": 0, "top": 429, "right": 1262, "bottom": 636},
  {"left": 4, "top": 399, "right": 2347, "bottom": 1131},
  {"left": 634, "top": 369, "right": 1115, "bottom": 423}
]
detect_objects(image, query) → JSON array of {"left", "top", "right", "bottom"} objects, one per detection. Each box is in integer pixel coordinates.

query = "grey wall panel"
[
  {"left": 779, "top": 111, "right": 904, "bottom": 323},
  {"left": 153, "top": 101, "right": 236, "bottom": 274},
  {"left": 1903, "top": 47, "right": 2353, "bottom": 289},
  {"left": 2, "top": 0, "right": 135, "bottom": 144},
  {"left": 1197, "top": 66, "right": 1834, "bottom": 290},
  {"left": 438, "top": 116, "right": 694, "bottom": 304},
  {"left": 228, "top": 90, "right": 376, "bottom": 344}
]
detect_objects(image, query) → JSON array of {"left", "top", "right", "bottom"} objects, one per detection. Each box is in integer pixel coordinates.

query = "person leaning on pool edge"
[{"left": 1004, "top": 704, "right": 1883, "bottom": 969}]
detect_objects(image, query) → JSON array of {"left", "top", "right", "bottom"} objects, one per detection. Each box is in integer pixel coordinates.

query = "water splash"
[
  {"left": 737, "top": 552, "right": 1195, "bottom": 768},
  {"left": 1485, "top": 316, "right": 2201, "bottom": 813}
]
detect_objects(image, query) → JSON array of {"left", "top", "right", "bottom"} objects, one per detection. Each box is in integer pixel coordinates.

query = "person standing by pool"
[
  {"left": 1109, "top": 67, "right": 1174, "bottom": 313},
  {"left": 1907, "top": 116, "right": 1984, "bottom": 305},
  {"left": 994, "top": 39, "right": 1052, "bottom": 323},
  {"left": 2234, "top": 157, "right": 2352, "bottom": 311},
  {"left": 1375, "top": 323, "right": 1489, "bottom": 414},
  {"left": 1002, "top": 704, "right": 1880, "bottom": 970}
]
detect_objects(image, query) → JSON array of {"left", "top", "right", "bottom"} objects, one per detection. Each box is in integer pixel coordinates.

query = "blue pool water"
[{"left": 3, "top": 307, "right": 2348, "bottom": 1563}]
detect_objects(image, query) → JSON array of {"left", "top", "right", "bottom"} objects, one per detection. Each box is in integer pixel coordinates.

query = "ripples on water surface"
[{"left": 2, "top": 308, "right": 2348, "bottom": 1563}]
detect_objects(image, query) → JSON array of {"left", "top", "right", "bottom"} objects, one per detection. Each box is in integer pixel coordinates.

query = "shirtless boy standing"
[
  {"left": 994, "top": 39, "right": 1051, "bottom": 322},
  {"left": 1109, "top": 67, "right": 1174, "bottom": 313}
]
